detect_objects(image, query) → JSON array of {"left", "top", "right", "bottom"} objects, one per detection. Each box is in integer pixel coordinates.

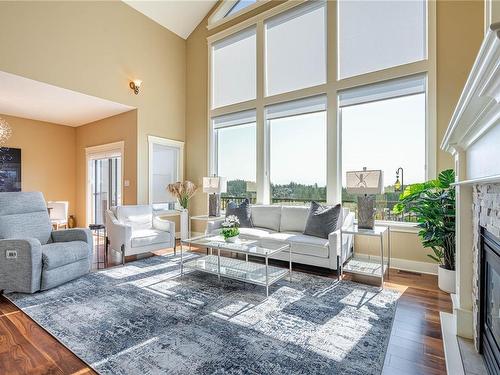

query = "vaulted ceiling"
[{"left": 123, "top": 1, "right": 218, "bottom": 39}]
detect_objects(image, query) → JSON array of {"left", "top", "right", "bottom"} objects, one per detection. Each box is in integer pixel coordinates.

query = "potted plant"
[
  {"left": 167, "top": 181, "right": 197, "bottom": 240},
  {"left": 393, "top": 169, "right": 456, "bottom": 293},
  {"left": 220, "top": 215, "right": 240, "bottom": 242}
]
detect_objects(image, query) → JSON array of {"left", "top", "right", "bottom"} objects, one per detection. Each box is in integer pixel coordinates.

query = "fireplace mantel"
[{"left": 441, "top": 22, "right": 500, "bottom": 160}]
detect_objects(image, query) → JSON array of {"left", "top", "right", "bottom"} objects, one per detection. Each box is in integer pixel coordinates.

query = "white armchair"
[
  {"left": 106, "top": 205, "right": 176, "bottom": 264},
  {"left": 47, "top": 201, "right": 69, "bottom": 230}
]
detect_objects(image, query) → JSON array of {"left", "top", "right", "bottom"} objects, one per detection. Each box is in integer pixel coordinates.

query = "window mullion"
[
  {"left": 327, "top": 0, "right": 340, "bottom": 204},
  {"left": 256, "top": 20, "right": 268, "bottom": 204}
]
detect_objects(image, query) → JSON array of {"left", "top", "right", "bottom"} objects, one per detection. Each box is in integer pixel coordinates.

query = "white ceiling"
[
  {"left": 124, "top": 0, "right": 217, "bottom": 39},
  {"left": 0, "top": 71, "right": 135, "bottom": 127}
]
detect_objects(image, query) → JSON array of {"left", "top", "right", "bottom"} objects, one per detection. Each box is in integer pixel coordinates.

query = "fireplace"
[{"left": 480, "top": 228, "right": 500, "bottom": 374}]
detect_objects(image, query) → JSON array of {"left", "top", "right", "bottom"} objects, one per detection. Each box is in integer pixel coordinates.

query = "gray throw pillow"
[
  {"left": 226, "top": 199, "right": 254, "bottom": 228},
  {"left": 303, "top": 202, "right": 341, "bottom": 239}
]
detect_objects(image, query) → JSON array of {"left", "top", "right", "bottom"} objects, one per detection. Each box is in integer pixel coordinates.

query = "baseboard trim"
[
  {"left": 440, "top": 311, "right": 465, "bottom": 375},
  {"left": 354, "top": 253, "right": 438, "bottom": 275}
]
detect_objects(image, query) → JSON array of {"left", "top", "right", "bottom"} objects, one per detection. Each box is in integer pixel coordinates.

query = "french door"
[
  {"left": 86, "top": 142, "right": 123, "bottom": 226},
  {"left": 90, "top": 157, "right": 121, "bottom": 225}
]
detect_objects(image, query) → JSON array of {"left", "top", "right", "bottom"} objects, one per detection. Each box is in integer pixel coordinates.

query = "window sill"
[{"left": 353, "top": 219, "right": 419, "bottom": 234}]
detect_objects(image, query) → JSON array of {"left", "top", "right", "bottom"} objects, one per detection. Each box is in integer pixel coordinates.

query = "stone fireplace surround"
[{"left": 472, "top": 183, "right": 500, "bottom": 350}]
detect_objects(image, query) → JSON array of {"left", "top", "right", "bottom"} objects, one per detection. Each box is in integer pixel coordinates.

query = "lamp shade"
[
  {"left": 346, "top": 169, "right": 384, "bottom": 195},
  {"left": 202, "top": 176, "right": 227, "bottom": 194}
]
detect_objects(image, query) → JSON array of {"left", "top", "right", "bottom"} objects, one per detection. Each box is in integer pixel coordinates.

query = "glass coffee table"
[{"left": 180, "top": 235, "right": 292, "bottom": 297}]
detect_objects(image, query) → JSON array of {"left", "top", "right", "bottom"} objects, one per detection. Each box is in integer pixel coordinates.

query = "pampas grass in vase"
[{"left": 167, "top": 181, "right": 197, "bottom": 210}]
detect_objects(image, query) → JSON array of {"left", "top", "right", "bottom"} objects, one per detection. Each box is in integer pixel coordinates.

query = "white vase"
[
  {"left": 438, "top": 265, "right": 456, "bottom": 294},
  {"left": 225, "top": 235, "right": 239, "bottom": 243},
  {"left": 180, "top": 209, "right": 189, "bottom": 240}
]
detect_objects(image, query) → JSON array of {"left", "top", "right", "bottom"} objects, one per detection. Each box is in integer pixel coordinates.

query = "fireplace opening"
[{"left": 480, "top": 228, "right": 500, "bottom": 374}]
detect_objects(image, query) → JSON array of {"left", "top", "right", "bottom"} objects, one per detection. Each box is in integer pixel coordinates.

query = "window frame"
[
  {"left": 208, "top": 0, "right": 271, "bottom": 31},
  {"left": 207, "top": 0, "right": 436, "bottom": 224}
]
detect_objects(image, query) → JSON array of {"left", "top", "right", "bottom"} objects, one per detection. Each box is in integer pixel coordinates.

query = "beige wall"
[
  {"left": 355, "top": 231, "right": 431, "bottom": 264},
  {"left": 186, "top": 0, "right": 485, "bottom": 265},
  {"left": 1, "top": 114, "right": 77, "bottom": 214},
  {"left": 0, "top": 0, "right": 186, "bottom": 204},
  {"left": 436, "top": 0, "right": 484, "bottom": 172},
  {"left": 75, "top": 110, "right": 138, "bottom": 226}
]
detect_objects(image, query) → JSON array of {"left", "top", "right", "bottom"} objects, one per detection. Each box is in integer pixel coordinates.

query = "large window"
[
  {"left": 208, "top": 0, "right": 434, "bottom": 223},
  {"left": 338, "top": 0, "right": 426, "bottom": 79},
  {"left": 213, "top": 111, "right": 257, "bottom": 207},
  {"left": 340, "top": 75, "right": 426, "bottom": 221},
  {"left": 212, "top": 27, "right": 256, "bottom": 108},
  {"left": 267, "top": 96, "right": 327, "bottom": 204},
  {"left": 265, "top": 1, "right": 326, "bottom": 96}
]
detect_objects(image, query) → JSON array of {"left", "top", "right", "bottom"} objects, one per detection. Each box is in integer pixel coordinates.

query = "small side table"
[
  {"left": 340, "top": 225, "right": 391, "bottom": 286},
  {"left": 89, "top": 224, "right": 107, "bottom": 269}
]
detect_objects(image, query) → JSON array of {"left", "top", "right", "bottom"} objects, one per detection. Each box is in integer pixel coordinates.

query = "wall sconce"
[{"left": 129, "top": 79, "right": 142, "bottom": 95}]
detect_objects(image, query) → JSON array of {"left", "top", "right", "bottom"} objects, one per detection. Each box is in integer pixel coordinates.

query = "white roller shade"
[
  {"left": 213, "top": 109, "right": 256, "bottom": 129},
  {"left": 266, "top": 95, "right": 326, "bottom": 121},
  {"left": 339, "top": 75, "right": 426, "bottom": 108}
]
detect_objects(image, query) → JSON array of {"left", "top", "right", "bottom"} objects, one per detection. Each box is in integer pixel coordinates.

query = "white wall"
[{"left": 466, "top": 122, "right": 500, "bottom": 179}]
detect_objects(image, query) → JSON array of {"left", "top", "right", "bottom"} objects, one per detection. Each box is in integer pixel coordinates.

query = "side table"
[
  {"left": 89, "top": 223, "right": 107, "bottom": 269},
  {"left": 340, "top": 224, "right": 391, "bottom": 286}
]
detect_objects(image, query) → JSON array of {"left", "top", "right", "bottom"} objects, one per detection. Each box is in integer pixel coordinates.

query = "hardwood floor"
[{"left": 0, "top": 246, "right": 451, "bottom": 375}]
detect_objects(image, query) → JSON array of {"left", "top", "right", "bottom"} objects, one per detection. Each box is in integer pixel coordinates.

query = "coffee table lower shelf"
[{"left": 183, "top": 255, "right": 289, "bottom": 290}]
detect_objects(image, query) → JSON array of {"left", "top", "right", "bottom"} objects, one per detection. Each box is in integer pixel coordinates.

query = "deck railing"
[{"left": 220, "top": 196, "right": 415, "bottom": 222}]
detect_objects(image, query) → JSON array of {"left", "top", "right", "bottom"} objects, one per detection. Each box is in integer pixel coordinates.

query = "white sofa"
[
  {"left": 206, "top": 205, "right": 354, "bottom": 270},
  {"left": 106, "top": 205, "right": 176, "bottom": 263}
]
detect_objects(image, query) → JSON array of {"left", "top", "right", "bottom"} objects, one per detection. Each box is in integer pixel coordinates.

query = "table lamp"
[
  {"left": 346, "top": 168, "right": 384, "bottom": 229},
  {"left": 203, "top": 176, "right": 227, "bottom": 217}
]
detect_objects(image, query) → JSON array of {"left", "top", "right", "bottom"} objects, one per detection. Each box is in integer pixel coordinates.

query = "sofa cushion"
[
  {"left": 42, "top": 241, "right": 89, "bottom": 270},
  {"left": 257, "top": 232, "right": 329, "bottom": 258},
  {"left": 288, "top": 233, "right": 330, "bottom": 258},
  {"left": 238, "top": 227, "right": 275, "bottom": 239},
  {"left": 116, "top": 205, "right": 153, "bottom": 231},
  {"left": 251, "top": 205, "right": 281, "bottom": 231},
  {"left": 280, "top": 206, "right": 309, "bottom": 233},
  {"left": 304, "top": 202, "right": 341, "bottom": 239},
  {"left": 226, "top": 199, "right": 253, "bottom": 228},
  {"left": 131, "top": 229, "right": 171, "bottom": 248}
]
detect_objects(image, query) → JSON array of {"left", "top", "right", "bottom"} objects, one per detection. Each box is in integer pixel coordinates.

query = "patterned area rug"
[{"left": 6, "top": 253, "right": 400, "bottom": 375}]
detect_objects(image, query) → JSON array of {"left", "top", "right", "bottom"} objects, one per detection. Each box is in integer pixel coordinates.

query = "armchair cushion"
[
  {"left": 131, "top": 229, "right": 171, "bottom": 248},
  {"left": 42, "top": 241, "right": 90, "bottom": 270},
  {"left": 116, "top": 205, "right": 153, "bottom": 231}
]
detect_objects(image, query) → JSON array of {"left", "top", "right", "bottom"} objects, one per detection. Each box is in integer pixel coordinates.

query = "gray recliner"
[{"left": 0, "top": 192, "right": 93, "bottom": 293}]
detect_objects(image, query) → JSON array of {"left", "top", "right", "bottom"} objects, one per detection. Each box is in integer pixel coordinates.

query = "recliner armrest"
[
  {"left": 51, "top": 228, "right": 93, "bottom": 250},
  {"left": 0, "top": 238, "right": 43, "bottom": 293}
]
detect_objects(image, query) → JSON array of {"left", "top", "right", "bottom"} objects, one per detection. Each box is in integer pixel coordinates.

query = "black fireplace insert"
[{"left": 480, "top": 228, "right": 500, "bottom": 375}]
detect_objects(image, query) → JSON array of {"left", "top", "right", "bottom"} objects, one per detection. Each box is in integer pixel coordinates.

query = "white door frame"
[
  {"left": 85, "top": 141, "right": 124, "bottom": 227},
  {"left": 148, "top": 135, "right": 185, "bottom": 205}
]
